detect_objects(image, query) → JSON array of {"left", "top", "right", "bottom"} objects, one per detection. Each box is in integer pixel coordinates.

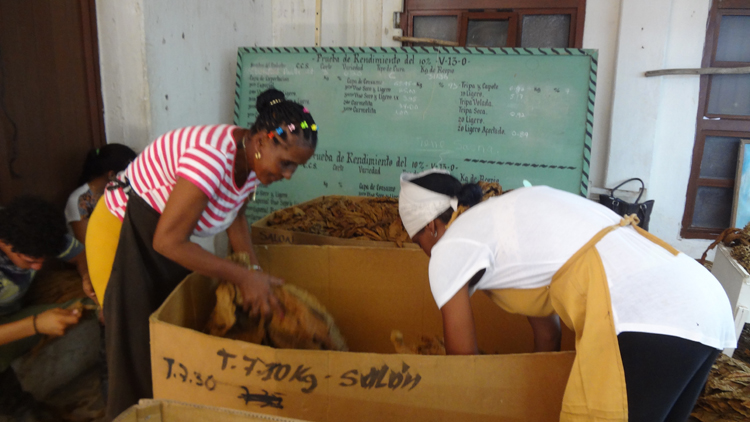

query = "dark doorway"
[{"left": 0, "top": 0, "right": 104, "bottom": 207}]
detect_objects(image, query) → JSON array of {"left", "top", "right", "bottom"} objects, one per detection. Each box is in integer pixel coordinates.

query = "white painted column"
[
  {"left": 605, "top": 0, "right": 674, "bottom": 189},
  {"left": 581, "top": 0, "right": 622, "bottom": 194},
  {"left": 95, "top": 0, "right": 151, "bottom": 151}
]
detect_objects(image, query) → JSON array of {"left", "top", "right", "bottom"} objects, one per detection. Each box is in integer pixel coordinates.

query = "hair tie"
[
  {"left": 269, "top": 99, "right": 283, "bottom": 106},
  {"left": 311, "top": 124, "right": 317, "bottom": 131},
  {"left": 300, "top": 121, "right": 309, "bottom": 130},
  {"left": 303, "top": 107, "right": 309, "bottom": 114},
  {"left": 267, "top": 132, "right": 275, "bottom": 139},
  {"left": 275, "top": 127, "right": 284, "bottom": 135},
  {"left": 288, "top": 123, "right": 295, "bottom": 132},
  {"left": 96, "top": 148, "right": 100, "bottom": 155}
]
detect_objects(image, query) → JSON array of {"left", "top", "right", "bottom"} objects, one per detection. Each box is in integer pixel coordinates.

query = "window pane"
[
  {"left": 413, "top": 16, "right": 457, "bottom": 44},
  {"left": 707, "top": 74, "right": 750, "bottom": 116},
  {"left": 715, "top": 15, "right": 750, "bottom": 62},
  {"left": 521, "top": 15, "right": 570, "bottom": 48},
  {"left": 467, "top": 20, "right": 509, "bottom": 47},
  {"left": 692, "top": 186, "right": 733, "bottom": 228},
  {"left": 700, "top": 136, "right": 740, "bottom": 179}
]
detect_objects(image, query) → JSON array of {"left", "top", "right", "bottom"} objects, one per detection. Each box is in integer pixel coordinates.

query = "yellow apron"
[
  {"left": 485, "top": 215, "right": 678, "bottom": 421},
  {"left": 85, "top": 198, "right": 123, "bottom": 306}
]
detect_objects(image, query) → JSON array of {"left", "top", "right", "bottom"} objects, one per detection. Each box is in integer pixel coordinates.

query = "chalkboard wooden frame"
[{"left": 233, "top": 46, "right": 597, "bottom": 222}]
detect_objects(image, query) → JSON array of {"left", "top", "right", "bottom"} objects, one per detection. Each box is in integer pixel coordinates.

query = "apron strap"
[{"left": 618, "top": 214, "right": 679, "bottom": 256}]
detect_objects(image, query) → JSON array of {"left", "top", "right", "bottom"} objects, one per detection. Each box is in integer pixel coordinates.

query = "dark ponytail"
[
  {"left": 251, "top": 88, "right": 317, "bottom": 148},
  {"left": 77, "top": 143, "right": 137, "bottom": 185},
  {"left": 410, "top": 172, "right": 483, "bottom": 223}
]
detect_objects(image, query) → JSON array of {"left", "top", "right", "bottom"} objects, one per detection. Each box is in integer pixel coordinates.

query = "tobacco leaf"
[
  {"left": 390, "top": 330, "right": 446, "bottom": 355},
  {"left": 692, "top": 354, "right": 750, "bottom": 420},
  {"left": 205, "top": 253, "right": 347, "bottom": 351}
]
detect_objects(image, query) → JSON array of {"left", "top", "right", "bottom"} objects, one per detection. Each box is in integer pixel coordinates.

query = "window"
[
  {"left": 400, "top": 0, "right": 585, "bottom": 48},
  {"left": 682, "top": 2, "right": 750, "bottom": 238}
]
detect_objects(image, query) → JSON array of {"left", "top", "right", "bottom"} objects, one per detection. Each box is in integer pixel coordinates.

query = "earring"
[
  {"left": 433, "top": 230, "right": 438, "bottom": 238},
  {"left": 255, "top": 151, "right": 261, "bottom": 160}
]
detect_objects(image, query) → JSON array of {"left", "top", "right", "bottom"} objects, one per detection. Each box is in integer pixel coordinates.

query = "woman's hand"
[
  {"left": 81, "top": 273, "right": 100, "bottom": 307},
  {"left": 238, "top": 270, "right": 283, "bottom": 317},
  {"left": 35, "top": 308, "right": 82, "bottom": 337}
]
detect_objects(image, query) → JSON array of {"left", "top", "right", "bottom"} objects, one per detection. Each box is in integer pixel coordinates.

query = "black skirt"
[{"left": 103, "top": 193, "right": 191, "bottom": 421}]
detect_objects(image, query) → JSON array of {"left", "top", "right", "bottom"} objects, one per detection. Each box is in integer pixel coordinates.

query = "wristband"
[{"left": 32, "top": 314, "right": 39, "bottom": 335}]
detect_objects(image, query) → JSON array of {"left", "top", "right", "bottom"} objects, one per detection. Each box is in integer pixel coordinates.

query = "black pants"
[
  {"left": 103, "top": 194, "right": 191, "bottom": 421},
  {"left": 618, "top": 332, "right": 719, "bottom": 422}
]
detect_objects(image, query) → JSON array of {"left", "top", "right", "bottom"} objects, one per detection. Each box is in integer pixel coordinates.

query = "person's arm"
[
  {"left": 0, "top": 308, "right": 81, "bottom": 346},
  {"left": 441, "top": 283, "right": 479, "bottom": 355},
  {"left": 225, "top": 199, "right": 260, "bottom": 266},
  {"left": 70, "top": 219, "right": 88, "bottom": 245},
  {"left": 527, "top": 315, "right": 562, "bottom": 352},
  {"left": 67, "top": 249, "right": 97, "bottom": 306},
  {"left": 152, "top": 177, "right": 280, "bottom": 316}
]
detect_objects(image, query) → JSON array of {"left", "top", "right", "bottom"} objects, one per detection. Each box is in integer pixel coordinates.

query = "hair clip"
[
  {"left": 300, "top": 121, "right": 309, "bottom": 130},
  {"left": 270, "top": 99, "right": 282, "bottom": 106},
  {"left": 275, "top": 127, "right": 284, "bottom": 135},
  {"left": 303, "top": 107, "right": 309, "bottom": 114},
  {"left": 288, "top": 123, "right": 295, "bottom": 132},
  {"left": 311, "top": 124, "right": 317, "bottom": 131}
]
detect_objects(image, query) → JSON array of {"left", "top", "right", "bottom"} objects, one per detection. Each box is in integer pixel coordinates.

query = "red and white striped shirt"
[{"left": 104, "top": 125, "right": 259, "bottom": 237}]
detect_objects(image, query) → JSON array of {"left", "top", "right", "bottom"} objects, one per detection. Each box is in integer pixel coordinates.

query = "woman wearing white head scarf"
[{"left": 398, "top": 169, "right": 735, "bottom": 422}]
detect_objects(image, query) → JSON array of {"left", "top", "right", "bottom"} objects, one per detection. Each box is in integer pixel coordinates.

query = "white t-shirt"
[
  {"left": 65, "top": 183, "right": 97, "bottom": 223},
  {"left": 429, "top": 186, "right": 736, "bottom": 350}
]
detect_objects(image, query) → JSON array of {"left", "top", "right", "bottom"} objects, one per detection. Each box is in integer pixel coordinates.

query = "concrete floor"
[{"left": 1, "top": 316, "right": 105, "bottom": 422}]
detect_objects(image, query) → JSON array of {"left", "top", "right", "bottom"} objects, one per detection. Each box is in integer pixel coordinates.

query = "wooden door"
[{"left": 0, "top": 0, "right": 104, "bottom": 207}]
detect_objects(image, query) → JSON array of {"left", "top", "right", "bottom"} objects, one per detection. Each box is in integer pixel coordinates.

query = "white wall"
[
  {"left": 143, "top": 1, "right": 274, "bottom": 144},
  {"left": 95, "top": 0, "right": 716, "bottom": 258},
  {"left": 597, "top": 0, "right": 712, "bottom": 258}
]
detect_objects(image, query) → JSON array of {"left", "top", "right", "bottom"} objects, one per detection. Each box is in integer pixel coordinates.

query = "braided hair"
[
  {"left": 410, "top": 172, "right": 483, "bottom": 224},
  {"left": 251, "top": 88, "right": 317, "bottom": 148}
]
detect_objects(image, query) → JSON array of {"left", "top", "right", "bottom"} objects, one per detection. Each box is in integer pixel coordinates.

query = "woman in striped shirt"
[{"left": 86, "top": 89, "right": 318, "bottom": 420}]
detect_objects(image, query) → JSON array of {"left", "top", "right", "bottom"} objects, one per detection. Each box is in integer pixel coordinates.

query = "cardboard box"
[
  {"left": 114, "top": 399, "right": 309, "bottom": 421},
  {"left": 151, "top": 245, "right": 575, "bottom": 421},
  {"left": 251, "top": 196, "right": 420, "bottom": 249}
]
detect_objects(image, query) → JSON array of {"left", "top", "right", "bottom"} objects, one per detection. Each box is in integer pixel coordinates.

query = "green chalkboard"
[{"left": 233, "top": 47, "right": 597, "bottom": 222}]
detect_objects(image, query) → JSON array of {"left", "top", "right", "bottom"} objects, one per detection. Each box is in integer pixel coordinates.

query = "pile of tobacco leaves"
[
  {"left": 691, "top": 353, "right": 750, "bottom": 421},
  {"left": 263, "top": 181, "right": 503, "bottom": 247}
]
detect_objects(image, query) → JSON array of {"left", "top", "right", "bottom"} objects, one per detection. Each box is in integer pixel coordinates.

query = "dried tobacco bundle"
[
  {"left": 205, "top": 253, "right": 347, "bottom": 351},
  {"left": 265, "top": 196, "right": 411, "bottom": 246},
  {"left": 390, "top": 330, "right": 446, "bottom": 355},
  {"left": 264, "top": 183, "right": 504, "bottom": 247},
  {"left": 477, "top": 180, "right": 503, "bottom": 201},
  {"left": 691, "top": 353, "right": 750, "bottom": 421}
]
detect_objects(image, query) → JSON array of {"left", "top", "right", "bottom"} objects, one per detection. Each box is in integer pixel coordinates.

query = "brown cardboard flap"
[{"left": 115, "top": 399, "right": 310, "bottom": 421}]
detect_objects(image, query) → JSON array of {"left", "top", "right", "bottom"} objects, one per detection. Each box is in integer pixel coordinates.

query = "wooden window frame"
[
  {"left": 516, "top": 8, "right": 578, "bottom": 48},
  {"left": 401, "top": 0, "right": 586, "bottom": 48},
  {"left": 459, "top": 12, "right": 517, "bottom": 47},
  {"left": 681, "top": 2, "right": 750, "bottom": 239},
  {"left": 408, "top": 10, "right": 463, "bottom": 43}
]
